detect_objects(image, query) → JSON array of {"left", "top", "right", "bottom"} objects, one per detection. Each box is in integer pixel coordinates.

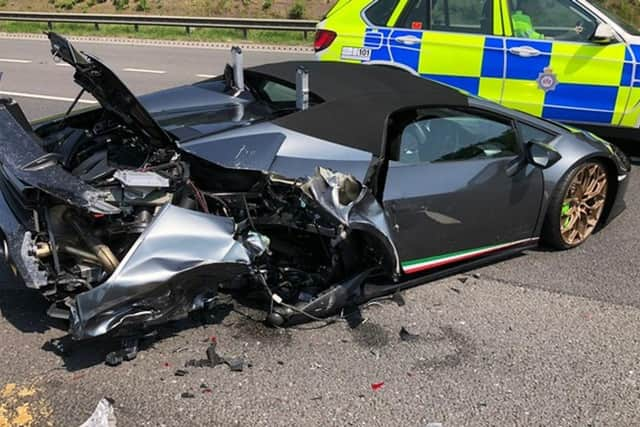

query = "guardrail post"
[
  {"left": 186, "top": 26, "right": 190, "bottom": 35},
  {"left": 48, "top": 21, "right": 53, "bottom": 30},
  {"left": 243, "top": 28, "right": 248, "bottom": 39},
  {"left": 134, "top": 24, "right": 139, "bottom": 32},
  {"left": 94, "top": 23, "right": 99, "bottom": 31},
  {"left": 303, "top": 30, "right": 307, "bottom": 40}
]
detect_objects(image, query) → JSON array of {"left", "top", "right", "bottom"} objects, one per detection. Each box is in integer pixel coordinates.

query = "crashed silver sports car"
[{"left": 0, "top": 33, "right": 630, "bottom": 342}]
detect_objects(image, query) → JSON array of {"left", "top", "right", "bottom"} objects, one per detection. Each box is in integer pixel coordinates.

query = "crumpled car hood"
[{"left": 47, "top": 32, "right": 175, "bottom": 149}]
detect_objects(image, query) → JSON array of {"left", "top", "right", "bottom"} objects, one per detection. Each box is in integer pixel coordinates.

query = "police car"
[{"left": 315, "top": 0, "right": 640, "bottom": 149}]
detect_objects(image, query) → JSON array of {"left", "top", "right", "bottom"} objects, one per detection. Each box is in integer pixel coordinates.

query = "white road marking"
[
  {"left": 0, "top": 90, "right": 98, "bottom": 104},
  {"left": 196, "top": 74, "right": 217, "bottom": 78},
  {"left": 0, "top": 58, "right": 32, "bottom": 64},
  {"left": 123, "top": 68, "right": 167, "bottom": 74}
]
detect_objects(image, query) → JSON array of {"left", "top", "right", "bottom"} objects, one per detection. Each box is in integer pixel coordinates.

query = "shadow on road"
[
  {"left": 40, "top": 303, "right": 236, "bottom": 372},
  {"left": 0, "top": 267, "right": 65, "bottom": 335}
]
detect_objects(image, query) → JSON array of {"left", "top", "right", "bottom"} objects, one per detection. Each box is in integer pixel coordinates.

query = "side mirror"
[
  {"left": 591, "top": 23, "right": 616, "bottom": 44},
  {"left": 528, "top": 141, "right": 562, "bottom": 169}
]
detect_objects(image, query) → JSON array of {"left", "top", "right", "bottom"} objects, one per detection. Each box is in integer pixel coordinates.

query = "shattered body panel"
[
  {"left": 0, "top": 104, "right": 119, "bottom": 215},
  {"left": 71, "top": 205, "right": 252, "bottom": 339},
  {"left": 0, "top": 34, "right": 629, "bottom": 345}
]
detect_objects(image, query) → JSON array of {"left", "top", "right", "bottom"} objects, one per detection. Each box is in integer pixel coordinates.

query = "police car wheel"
[{"left": 542, "top": 161, "right": 609, "bottom": 250}]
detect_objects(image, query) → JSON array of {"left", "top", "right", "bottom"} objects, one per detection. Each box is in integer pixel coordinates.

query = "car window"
[
  {"left": 364, "top": 0, "right": 402, "bottom": 26},
  {"left": 509, "top": 0, "right": 597, "bottom": 42},
  {"left": 261, "top": 80, "right": 297, "bottom": 103},
  {"left": 518, "top": 122, "right": 556, "bottom": 144},
  {"left": 396, "top": 109, "right": 519, "bottom": 164},
  {"left": 396, "top": 0, "right": 492, "bottom": 34}
]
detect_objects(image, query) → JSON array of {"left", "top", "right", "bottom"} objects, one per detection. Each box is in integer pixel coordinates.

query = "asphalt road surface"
[{"left": 0, "top": 35, "right": 639, "bottom": 427}]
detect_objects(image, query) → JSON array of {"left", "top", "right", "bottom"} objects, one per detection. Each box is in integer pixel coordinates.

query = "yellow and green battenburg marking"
[
  {"left": 319, "top": 0, "right": 640, "bottom": 128},
  {"left": 401, "top": 238, "right": 538, "bottom": 274}
]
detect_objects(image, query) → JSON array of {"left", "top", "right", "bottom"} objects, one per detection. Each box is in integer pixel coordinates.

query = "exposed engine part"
[
  {"left": 67, "top": 216, "right": 119, "bottom": 274},
  {"left": 36, "top": 242, "right": 52, "bottom": 258},
  {"left": 113, "top": 170, "right": 170, "bottom": 188},
  {"left": 15, "top": 100, "right": 396, "bottom": 340}
]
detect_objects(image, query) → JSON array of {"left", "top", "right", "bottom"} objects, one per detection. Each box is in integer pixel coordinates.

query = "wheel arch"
[{"left": 537, "top": 153, "right": 619, "bottom": 238}]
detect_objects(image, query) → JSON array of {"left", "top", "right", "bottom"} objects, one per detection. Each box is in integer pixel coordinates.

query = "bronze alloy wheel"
[{"left": 560, "top": 162, "right": 608, "bottom": 246}]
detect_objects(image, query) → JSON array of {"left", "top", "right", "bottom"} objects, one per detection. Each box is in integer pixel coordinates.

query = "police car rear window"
[{"left": 364, "top": 0, "right": 401, "bottom": 26}]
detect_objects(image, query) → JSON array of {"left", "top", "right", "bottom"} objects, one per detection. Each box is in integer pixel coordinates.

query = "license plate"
[{"left": 340, "top": 47, "right": 372, "bottom": 61}]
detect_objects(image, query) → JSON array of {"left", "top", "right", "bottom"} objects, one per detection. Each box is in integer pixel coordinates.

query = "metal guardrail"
[{"left": 0, "top": 11, "right": 319, "bottom": 38}]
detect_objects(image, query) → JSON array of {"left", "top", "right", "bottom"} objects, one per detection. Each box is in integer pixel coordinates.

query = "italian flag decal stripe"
[{"left": 401, "top": 238, "right": 539, "bottom": 275}]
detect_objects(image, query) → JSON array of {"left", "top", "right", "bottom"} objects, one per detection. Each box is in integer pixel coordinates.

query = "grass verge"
[{"left": 0, "top": 21, "right": 312, "bottom": 45}]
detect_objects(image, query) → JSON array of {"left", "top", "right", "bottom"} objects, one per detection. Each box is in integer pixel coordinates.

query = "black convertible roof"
[{"left": 247, "top": 61, "right": 469, "bottom": 156}]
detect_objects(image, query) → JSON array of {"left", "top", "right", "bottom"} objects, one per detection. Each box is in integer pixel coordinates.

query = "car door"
[
  {"left": 383, "top": 107, "right": 543, "bottom": 275},
  {"left": 500, "top": 0, "right": 632, "bottom": 126},
  {"left": 362, "top": 0, "right": 507, "bottom": 103}
]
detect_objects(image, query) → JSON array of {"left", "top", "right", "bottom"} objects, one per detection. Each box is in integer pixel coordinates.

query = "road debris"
[
  {"left": 180, "top": 392, "right": 195, "bottom": 399},
  {"left": 185, "top": 341, "right": 245, "bottom": 372},
  {"left": 104, "top": 338, "right": 140, "bottom": 366},
  {"left": 399, "top": 327, "right": 420, "bottom": 342},
  {"left": 174, "top": 370, "right": 188, "bottom": 377},
  {"left": 79, "top": 398, "right": 116, "bottom": 427},
  {"left": 371, "top": 382, "right": 385, "bottom": 391}
]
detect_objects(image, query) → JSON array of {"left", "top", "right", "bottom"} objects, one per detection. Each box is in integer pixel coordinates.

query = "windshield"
[{"left": 590, "top": 0, "right": 640, "bottom": 36}]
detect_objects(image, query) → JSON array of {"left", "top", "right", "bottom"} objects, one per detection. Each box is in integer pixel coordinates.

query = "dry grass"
[
  {"left": 0, "top": 0, "right": 335, "bottom": 20},
  {"left": 0, "top": 0, "right": 638, "bottom": 25},
  {"left": 594, "top": 0, "right": 640, "bottom": 26}
]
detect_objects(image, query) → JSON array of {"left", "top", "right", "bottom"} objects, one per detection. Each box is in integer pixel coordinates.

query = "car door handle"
[
  {"left": 394, "top": 35, "right": 421, "bottom": 46},
  {"left": 508, "top": 46, "right": 542, "bottom": 57}
]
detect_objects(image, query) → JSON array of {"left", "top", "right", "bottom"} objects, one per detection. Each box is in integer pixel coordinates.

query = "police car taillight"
[{"left": 314, "top": 30, "right": 337, "bottom": 52}]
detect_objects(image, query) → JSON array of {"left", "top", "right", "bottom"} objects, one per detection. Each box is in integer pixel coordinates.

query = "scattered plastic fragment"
[
  {"left": 181, "top": 392, "right": 195, "bottom": 399},
  {"left": 79, "top": 398, "right": 116, "bottom": 427},
  {"left": 371, "top": 382, "right": 384, "bottom": 391},
  {"left": 225, "top": 357, "right": 244, "bottom": 372},
  {"left": 174, "top": 369, "right": 188, "bottom": 377},
  {"left": 206, "top": 343, "right": 223, "bottom": 366},
  {"left": 449, "top": 287, "right": 461, "bottom": 294},
  {"left": 185, "top": 342, "right": 244, "bottom": 372},
  {"left": 163, "top": 362, "right": 170, "bottom": 368},
  {"left": 311, "top": 396, "right": 322, "bottom": 401},
  {"left": 399, "top": 327, "right": 420, "bottom": 342}
]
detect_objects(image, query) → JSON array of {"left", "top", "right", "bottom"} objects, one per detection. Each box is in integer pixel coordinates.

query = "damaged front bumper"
[{"left": 70, "top": 204, "right": 254, "bottom": 340}]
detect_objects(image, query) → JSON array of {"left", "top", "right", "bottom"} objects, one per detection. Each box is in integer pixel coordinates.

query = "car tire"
[{"left": 542, "top": 160, "right": 609, "bottom": 250}]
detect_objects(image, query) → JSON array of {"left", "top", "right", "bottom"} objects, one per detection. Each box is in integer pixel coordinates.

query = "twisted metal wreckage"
[{"left": 0, "top": 34, "right": 401, "bottom": 351}]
